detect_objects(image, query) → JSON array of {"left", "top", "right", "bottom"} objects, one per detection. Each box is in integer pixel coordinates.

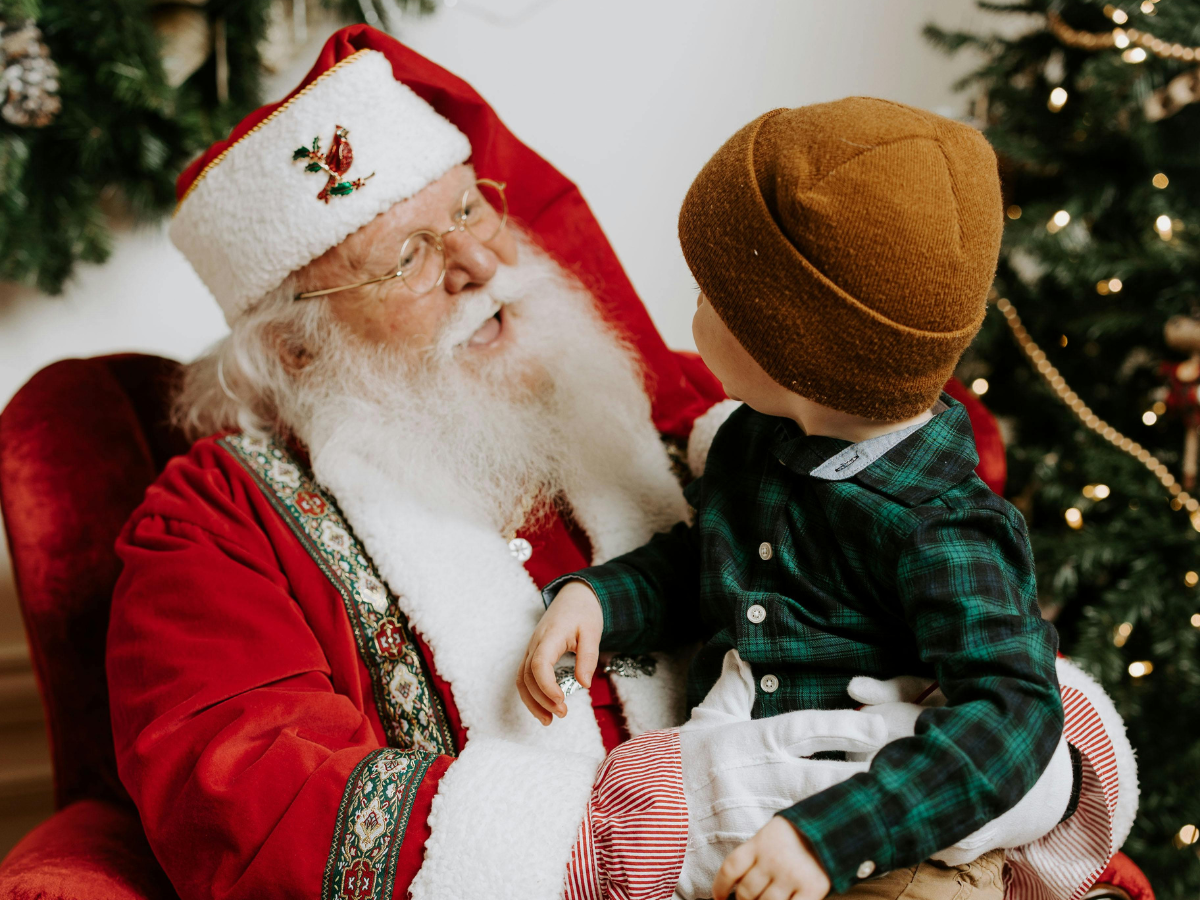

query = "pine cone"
[{"left": 0, "top": 19, "right": 61, "bottom": 128}]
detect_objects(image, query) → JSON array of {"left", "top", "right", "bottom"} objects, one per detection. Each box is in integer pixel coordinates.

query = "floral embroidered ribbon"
[
  {"left": 219, "top": 433, "right": 456, "bottom": 755},
  {"left": 322, "top": 748, "right": 436, "bottom": 900}
]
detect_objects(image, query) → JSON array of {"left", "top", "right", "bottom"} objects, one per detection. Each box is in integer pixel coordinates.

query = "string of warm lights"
[
  {"left": 1046, "top": 9, "right": 1200, "bottom": 63},
  {"left": 994, "top": 297, "right": 1200, "bottom": 531},
  {"left": 1003, "top": 292, "right": 1200, "bottom": 687}
]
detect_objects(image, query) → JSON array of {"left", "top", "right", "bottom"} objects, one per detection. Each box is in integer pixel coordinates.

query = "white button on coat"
[
  {"left": 746, "top": 604, "right": 766, "bottom": 624},
  {"left": 856, "top": 860, "right": 876, "bottom": 880},
  {"left": 508, "top": 537, "right": 533, "bottom": 562},
  {"left": 759, "top": 673, "right": 779, "bottom": 693},
  {"left": 758, "top": 541, "right": 773, "bottom": 560}
]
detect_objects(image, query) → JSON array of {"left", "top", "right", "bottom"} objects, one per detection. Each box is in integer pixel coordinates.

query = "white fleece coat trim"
[
  {"left": 170, "top": 49, "right": 470, "bottom": 323},
  {"left": 412, "top": 739, "right": 600, "bottom": 900},
  {"left": 312, "top": 412, "right": 691, "bottom": 899},
  {"left": 607, "top": 648, "right": 693, "bottom": 736},
  {"left": 686, "top": 400, "right": 741, "bottom": 478},
  {"left": 1055, "top": 657, "right": 1139, "bottom": 850}
]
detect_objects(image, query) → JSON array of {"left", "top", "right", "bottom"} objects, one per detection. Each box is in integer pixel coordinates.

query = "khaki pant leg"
[{"left": 827, "top": 850, "right": 1006, "bottom": 900}]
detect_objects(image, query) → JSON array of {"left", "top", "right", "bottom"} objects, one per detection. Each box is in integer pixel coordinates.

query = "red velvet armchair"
[
  {"left": 0, "top": 354, "right": 185, "bottom": 900},
  {"left": 0, "top": 354, "right": 1152, "bottom": 900}
]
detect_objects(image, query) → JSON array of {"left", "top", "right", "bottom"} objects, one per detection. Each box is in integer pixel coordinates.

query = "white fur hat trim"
[{"left": 170, "top": 49, "right": 471, "bottom": 323}]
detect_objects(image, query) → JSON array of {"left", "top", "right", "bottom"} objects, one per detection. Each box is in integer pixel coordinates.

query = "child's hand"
[
  {"left": 517, "top": 580, "right": 603, "bottom": 724},
  {"left": 712, "top": 817, "right": 832, "bottom": 900}
]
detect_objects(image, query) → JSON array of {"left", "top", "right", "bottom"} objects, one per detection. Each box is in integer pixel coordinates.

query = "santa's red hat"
[{"left": 171, "top": 41, "right": 470, "bottom": 322}]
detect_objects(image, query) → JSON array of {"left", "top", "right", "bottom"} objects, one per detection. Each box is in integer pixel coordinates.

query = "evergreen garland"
[
  {"left": 929, "top": 3, "right": 1200, "bottom": 896},
  {"left": 0, "top": 0, "right": 431, "bottom": 294}
]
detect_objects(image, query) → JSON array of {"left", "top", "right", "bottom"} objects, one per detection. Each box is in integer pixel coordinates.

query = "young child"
[{"left": 518, "top": 98, "right": 1065, "bottom": 900}]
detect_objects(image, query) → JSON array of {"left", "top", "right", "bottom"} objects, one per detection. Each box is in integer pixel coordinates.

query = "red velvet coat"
[{"left": 108, "top": 436, "right": 632, "bottom": 900}]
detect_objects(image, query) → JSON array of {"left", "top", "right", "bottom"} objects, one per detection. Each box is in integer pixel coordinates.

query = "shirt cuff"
[
  {"left": 541, "top": 568, "right": 647, "bottom": 651},
  {"left": 540, "top": 574, "right": 591, "bottom": 609},
  {"left": 777, "top": 777, "right": 894, "bottom": 894}
]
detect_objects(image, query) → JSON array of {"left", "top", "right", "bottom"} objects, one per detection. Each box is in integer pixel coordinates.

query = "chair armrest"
[
  {"left": 1091, "top": 851, "right": 1156, "bottom": 900},
  {"left": 0, "top": 798, "right": 178, "bottom": 900}
]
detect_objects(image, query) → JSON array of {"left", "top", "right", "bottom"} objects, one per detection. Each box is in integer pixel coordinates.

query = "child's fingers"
[
  {"left": 515, "top": 672, "right": 552, "bottom": 725},
  {"left": 521, "top": 645, "right": 564, "bottom": 715},
  {"left": 573, "top": 626, "right": 600, "bottom": 689},
  {"left": 758, "top": 880, "right": 795, "bottom": 900},
  {"left": 524, "top": 638, "right": 568, "bottom": 717},
  {"left": 732, "top": 867, "right": 771, "bottom": 900},
  {"left": 530, "top": 640, "right": 568, "bottom": 714},
  {"left": 712, "top": 843, "right": 756, "bottom": 900},
  {"left": 522, "top": 663, "right": 563, "bottom": 717},
  {"left": 516, "top": 657, "right": 552, "bottom": 729},
  {"left": 516, "top": 642, "right": 561, "bottom": 718}
]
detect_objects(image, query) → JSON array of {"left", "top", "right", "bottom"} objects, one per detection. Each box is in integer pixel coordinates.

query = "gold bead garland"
[
  {"left": 1047, "top": 10, "right": 1200, "bottom": 61},
  {"left": 996, "top": 297, "right": 1200, "bottom": 530}
]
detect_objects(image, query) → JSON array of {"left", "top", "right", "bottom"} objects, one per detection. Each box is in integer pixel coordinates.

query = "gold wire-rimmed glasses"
[{"left": 294, "top": 178, "right": 509, "bottom": 301}]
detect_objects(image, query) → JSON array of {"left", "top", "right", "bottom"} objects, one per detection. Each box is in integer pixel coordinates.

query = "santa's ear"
[{"left": 266, "top": 323, "right": 314, "bottom": 374}]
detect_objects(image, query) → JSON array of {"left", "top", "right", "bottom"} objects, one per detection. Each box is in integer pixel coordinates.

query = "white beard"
[
  {"left": 277, "top": 239, "right": 695, "bottom": 900},
  {"left": 287, "top": 236, "right": 682, "bottom": 540}
]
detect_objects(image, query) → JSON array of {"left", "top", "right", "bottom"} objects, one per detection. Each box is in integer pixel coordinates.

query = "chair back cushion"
[{"left": 0, "top": 355, "right": 186, "bottom": 808}]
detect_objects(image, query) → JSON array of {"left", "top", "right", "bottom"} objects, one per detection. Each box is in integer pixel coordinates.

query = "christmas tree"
[{"left": 928, "top": 2, "right": 1200, "bottom": 896}]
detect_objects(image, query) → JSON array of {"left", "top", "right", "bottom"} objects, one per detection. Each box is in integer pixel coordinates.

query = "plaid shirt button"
[
  {"left": 760, "top": 673, "right": 779, "bottom": 693},
  {"left": 746, "top": 604, "right": 766, "bottom": 624},
  {"left": 758, "top": 541, "right": 773, "bottom": 560},
  {"left": 856, "top": 861, "right": 876, "bottom": 879}
]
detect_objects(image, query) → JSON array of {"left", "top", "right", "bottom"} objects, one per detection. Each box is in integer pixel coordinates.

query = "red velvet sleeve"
[{"left": 106, "top": 443, "right": 449, "bottom": 900}]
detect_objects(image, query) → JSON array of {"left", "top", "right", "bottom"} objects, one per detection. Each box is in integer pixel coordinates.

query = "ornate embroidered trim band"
[
  {"left": 219, "top": 432, "right": 457, "bottom": 755},
  {"left": 321, "top": 748, "right": 436, "bottom": 900}
]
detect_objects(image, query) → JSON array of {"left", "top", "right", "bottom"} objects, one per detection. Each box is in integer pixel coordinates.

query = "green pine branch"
[{"left": 0, "top": 0, "right": 432, "bottom": 295}]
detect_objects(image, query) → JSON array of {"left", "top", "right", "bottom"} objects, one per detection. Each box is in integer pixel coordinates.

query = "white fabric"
[
  {"left": 933, "top": 738, "right": 1072, "bottom": 865},
  {"left": 420, "top": 739, "right": 600, "bottom": 900},
  {"left": 1004, "top": 659, "right": 1131, "bottom": 900},
  {"left": 310, "top": 394, "right": 690, "bottom": 900},
  {"left": 686, "top": 399, "right": 741, "bottom": 478},
  {"left": 171, "top": 49, "right": 471, "bottom": 322},
  {"left": 845, "top": 674, "right": 1074, "bottom": 865},
  {"left": 608, "top": 649, "right": 693, "bottom": 737},
  {"left": 674, "top": 650, "right": 889, "bottom": 900},
  {"left": 1053, "top": 658, "right": 1138, "bottom": 849}
]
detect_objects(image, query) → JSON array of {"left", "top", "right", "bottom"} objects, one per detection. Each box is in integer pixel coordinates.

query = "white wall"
[{"left": 0, "top": 0, "right": 1000, "bottom": 630}]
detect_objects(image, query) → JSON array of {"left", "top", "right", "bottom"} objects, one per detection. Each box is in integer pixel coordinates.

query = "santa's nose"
[{"left": 442, "top": 230, "right": 497, "bottom": 294}]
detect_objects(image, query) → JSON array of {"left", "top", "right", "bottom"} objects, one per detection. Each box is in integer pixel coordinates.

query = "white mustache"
[
  {"left": 433, "top": 292, "right": 503, "bottom": 358},
  {"left": 431, "top": 259, "right": 531, "bottom": 358}
]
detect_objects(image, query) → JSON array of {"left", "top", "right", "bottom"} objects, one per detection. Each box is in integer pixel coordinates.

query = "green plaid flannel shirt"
[{"left": 546, "top": 396, "right": 1063, "bottom": 891}]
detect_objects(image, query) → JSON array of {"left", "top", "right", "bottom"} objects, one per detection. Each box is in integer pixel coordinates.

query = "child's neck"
[{"left": 784, "top": 394, "right": 933, "bottom": 443}]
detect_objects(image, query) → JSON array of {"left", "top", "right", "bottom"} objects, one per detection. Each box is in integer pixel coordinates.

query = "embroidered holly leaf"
[
  {"left": 292, "top": 147, "right": 311, "bottom": 161},
  {"left": 329, "top": 181, "right": 355, "bottom": 196},
  {"left": 311, "top": 137, "right": 320, "bottom": 151},
  {"left": 306, "top": 162, "right": 325, "bottom": 173}
]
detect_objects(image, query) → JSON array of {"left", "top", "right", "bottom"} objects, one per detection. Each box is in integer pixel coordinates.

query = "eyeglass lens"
[
  {"left": 395, "top": 181, "right": 507, "bottom": 296},
  {"left": 456, "top": 181, "right": 506, "bottom": 243},
  {"left": 397, "top": 232, "right": 444, "bottom": 295}
]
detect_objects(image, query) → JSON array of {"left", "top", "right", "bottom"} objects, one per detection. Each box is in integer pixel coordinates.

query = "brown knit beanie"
[{"left": 679, "top": 97, "right": 1003, "bottom": 421}]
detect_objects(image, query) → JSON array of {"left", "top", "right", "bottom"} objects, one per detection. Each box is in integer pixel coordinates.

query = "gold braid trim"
[
  {"left": 174, "top": 48, "right": 374, "bottom": 213},
  {"left": 1047, "top": 10, "right": 1200, "bottom": 62},
  {"left": 997, "top": 297, "right": 1200, "bottom": 530}
]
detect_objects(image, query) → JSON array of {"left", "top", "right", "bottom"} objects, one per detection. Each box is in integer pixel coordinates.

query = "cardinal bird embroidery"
[{"left": 292, "top": 125, "right": 375, "bottom": 203}]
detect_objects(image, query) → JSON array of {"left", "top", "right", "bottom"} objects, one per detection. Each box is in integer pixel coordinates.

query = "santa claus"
[{"left": 104, "top": 25, "right": 1137, "bottom": 900}]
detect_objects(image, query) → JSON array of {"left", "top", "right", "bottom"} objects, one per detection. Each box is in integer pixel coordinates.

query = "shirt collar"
[{"left": 772, "top": 394, "right": 980, "bottom": 506}]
